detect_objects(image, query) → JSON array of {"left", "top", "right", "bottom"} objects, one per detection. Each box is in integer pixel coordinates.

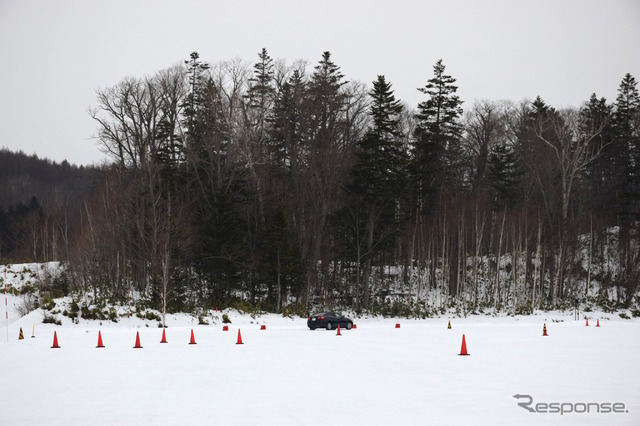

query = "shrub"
[
  {"left": 80, "top": 305, "right": 100, "bottom": 320},
  {"left": 19, "top": 284, "right": 35, "bottom": 295},
  {"left": 16, "top": 295, "right": 36, "bottom": 317},
  {"left": 42, "top": 313, "right": 62, "bottom": 326},
  {"left": 108, "top": 307, "right": 118, "bottom": 323},
  {"left": 222, "top": 313, "right": 231, "bottom": 324},
  {"left": 69, "top": 299, "right": 80, "bottom": 317},
  {"left": 40, "top": 296, "right": 56, "bottom": 311},
  {"left": 50, "top": 274, "right": 70, "bottom": 298}
]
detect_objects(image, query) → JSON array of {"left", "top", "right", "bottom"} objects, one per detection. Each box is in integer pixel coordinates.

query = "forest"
[{"left": 1, "top": 49, "right": 639, "bottom": 316}]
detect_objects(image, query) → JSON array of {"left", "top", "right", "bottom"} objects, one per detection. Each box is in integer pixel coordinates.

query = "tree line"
[
  {"left": 0, "top": 150, "right": 97, "bottom": 263},
  {"left": 4, "top": 49, "right": 640, "bottom": 315}
]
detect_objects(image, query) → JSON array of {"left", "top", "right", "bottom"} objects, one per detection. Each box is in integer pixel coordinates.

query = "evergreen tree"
[
  {"left": 345, "top": 76, "right": 408, "bottom": 306},
  {"left": 308, "top": 51, "right": 346, "bottom": 143},
  {"left": 350, "top": 76, "right": 407, "bottom": 224},
  {"left": 412, "top": 59, "right": 464, "bottom": 212},
  {"left": 613, "top": 73, "right": 640, "bottom": 211},
  {"left": 248, "top": 48, "right": 275, "bottom": 112},
  {"left": 182, "top": 52, "right": 210, "bottom": 140},
  {"left": 487, "top": 140, "right": 523, "bottom": 210},
  {"left": 581, "top": 94, "right": 617, "bottom": 215},
  {"left": 258, "top": 205, "right": 300, "bottom": 310},
  {"left": 269, "top": 69, "right": 306, "bottom": 171}
]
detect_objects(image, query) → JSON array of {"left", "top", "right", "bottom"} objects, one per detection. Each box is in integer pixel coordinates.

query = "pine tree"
[
  {"left": 269, "top": 69, "right": 306, "bottom": 172},
  {"left": 612, "top": 73, "right": 640, "bottom": 304},
  {"left": 182, "top": 52, "right": 210, "bottom": 140},
  {"left": 307, "top": 51, "right": 347, "bottom": 150},
  {"left": 613, "top": 73, "right": 640, "bottom": 209},
  {"left": 581, "top": 94, "right": 616, "bottom": 215},
  {"left": 345, "top": 75, "right": 407, "bottom": 307},
  {"left": 248, "top": 48, "right": 275, "bottom": 111},
  {"left": 258, "top": 206, "right": 300, "bottom": 310},
  {"left": 412, "top": 59, "right": 464, "bottom": 212},
  {"left": 487, "top": 140, "right": 523, "bottom": 210}
]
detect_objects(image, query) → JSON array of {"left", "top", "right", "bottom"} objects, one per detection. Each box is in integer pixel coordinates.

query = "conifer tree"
[
  {"left": 269, "top": 69, "right": 306, "bottom": 171},
  {"left": 487, "top": 140, "right": 522, "bottom": 210},
  {"left": 581, "top": 94, "right": 616, "bottom": 214},
  {"left": 259, "top": 205, "right": 300, "bottom": 310},
  {"left": 412, "top": 59, "right": 464, "bottom": 212},
  {"left": 613, "top": 73, "right": 640, "bottom": 207},
  {"left": 346, "top": 76, "right": 408, "bottom": 306}
]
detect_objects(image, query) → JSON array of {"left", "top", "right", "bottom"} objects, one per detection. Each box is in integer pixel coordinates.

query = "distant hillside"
[
  {"left": 0, "top": 148, "right": 101, "bottom": 211},
  {"left": 0, "top": 149, "right": 104, "bottom": 262}
]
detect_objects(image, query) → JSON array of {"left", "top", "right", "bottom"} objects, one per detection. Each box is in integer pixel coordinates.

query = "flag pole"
[{"left": 4, "top": 269, "right": 8, "bottom": 343}]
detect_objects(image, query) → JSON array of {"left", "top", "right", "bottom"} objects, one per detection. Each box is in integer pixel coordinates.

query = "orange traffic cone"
[
  {"left": 51, "top": 331, "right": 60, "bottom": 348},
  {"left": 222, "top": 325, "right": 229, "bottom": 331},
  {"left": 353, "top": 324, "right": 357, "bottom": 329},
  {"left": 189, "top": 329, "right": 197, "bottom": 345},
  {"left": 586, "top": 318, "right": 589, "bottom": 326},
  {"left": 96, "top": 331, "right": 105, "bottom": 348},
  {"left": 18, "top": 327, "right": 24, "bottom": 340},
  {"left": 542, "top": 323, "right": 548, "bottom": 336},
  {"left": 236, "top": 329, "right": 244, "bottom": 345},
  {"left": 395, "top": 323, "right": 401, "bottom": 329},
  {"left": 133, "top": 331, "right": 142, "bottom": 348},
  {"left": 260, "top": 324, "right": 266, "bottom": 330},
  {"left": 160, "top": 328, "right": 168, "bottom": 343},
  {"left": 336, "top": 324, "right": 342, "bottom": 336},
  {"left": 596, "top": 319, "right": 600, "bottom": 327},
  {"left": 458, "top": 334, "right": 470, "bottom": 356}
]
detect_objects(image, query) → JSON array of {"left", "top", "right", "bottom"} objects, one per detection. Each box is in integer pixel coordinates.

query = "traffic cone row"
[
  {"left": 45, "top": 328, "right": 250, "bottom": 349},
  {"left": 38, "top": 318, "right": 605, "bottom": 353},
  {"left": 585, "top": 317, "right": 603, "bottom": 327}
]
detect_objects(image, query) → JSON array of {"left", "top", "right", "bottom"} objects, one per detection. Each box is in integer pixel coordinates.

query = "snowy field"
[{"left": 1, "top": 311, "right": 638, "bottom": 425}]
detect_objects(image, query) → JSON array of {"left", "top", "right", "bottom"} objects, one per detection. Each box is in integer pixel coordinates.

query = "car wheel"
[
  {"left": 326, "top": 322, "right": 332, "bottom": 330},
  {"left": 346, "top": 322, "right": 353, "bottom": 330}
]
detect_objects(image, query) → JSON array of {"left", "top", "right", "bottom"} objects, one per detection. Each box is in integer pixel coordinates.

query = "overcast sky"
[{"left": 1, "top": 0, "right": 639, "bottom": 166}]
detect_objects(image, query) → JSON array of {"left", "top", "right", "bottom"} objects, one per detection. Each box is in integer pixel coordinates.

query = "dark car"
[{"left": 307, "top": 312, "right": 353, "bottom": 330}]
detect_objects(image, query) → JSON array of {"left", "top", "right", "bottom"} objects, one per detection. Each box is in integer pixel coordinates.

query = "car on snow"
[{"left": 307, "top": 312, "right": 353, "bottom": 330}]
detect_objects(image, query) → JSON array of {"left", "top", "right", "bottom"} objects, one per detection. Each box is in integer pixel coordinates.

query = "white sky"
[{"left": 1, "top": 0, "right": 639, "bottom": 166}]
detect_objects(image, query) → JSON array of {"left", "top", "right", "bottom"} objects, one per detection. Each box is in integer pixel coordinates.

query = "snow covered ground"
[
  {"left": 1, "top": 311, "right": 638, "bottom": 425},
  {"left": 1, "top": 263, "right": 638, "bottom": 425}
]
